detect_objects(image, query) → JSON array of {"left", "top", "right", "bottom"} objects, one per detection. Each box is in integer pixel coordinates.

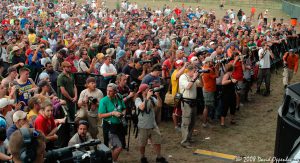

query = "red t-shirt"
[
  {"left": 162, "top": 59, "right": 172, "bottom": 78},
  {"left": 202, "top": 65, "right": 217, "bottom": 92},
  {"left": 34, "top": 114, "right": 56, "bottom": 136},
  {"left": 65, "top": 56, "right": 79, "bottom": 73},
  {"left": 231, "top": 60, "right": 244, "bottom": 81}
]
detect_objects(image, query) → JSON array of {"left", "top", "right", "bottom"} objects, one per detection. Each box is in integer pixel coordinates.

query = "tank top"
[{"left": 17, "top": 79, "right": 34, "bottom": 107}]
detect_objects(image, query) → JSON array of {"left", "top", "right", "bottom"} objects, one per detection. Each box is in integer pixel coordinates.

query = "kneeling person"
[{"left": 68, "top": 120, "right": 92, "bottom": 146}]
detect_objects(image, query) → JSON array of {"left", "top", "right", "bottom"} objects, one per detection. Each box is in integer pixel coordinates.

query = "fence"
[{"left": 282, "top": 0, "right": 300, "bottom": 20}]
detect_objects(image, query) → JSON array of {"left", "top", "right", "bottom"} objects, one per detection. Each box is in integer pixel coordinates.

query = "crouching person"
[{"left": 135, "top": 84, "right": 168, "bottom": 163}]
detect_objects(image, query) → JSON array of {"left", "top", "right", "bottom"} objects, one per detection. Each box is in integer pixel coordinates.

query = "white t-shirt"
[
  {"left": 258, "top": 48, "right": 271, "bottom": 69},
  {"left": 179, "top": 74, "right": 199, "bottom": 99},
  {"left": 100, "top": 63, "right": 117, "bottom": 75}
]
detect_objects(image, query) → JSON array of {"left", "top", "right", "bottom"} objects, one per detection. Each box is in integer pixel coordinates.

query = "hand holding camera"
[
  {"left": 112, "top": 111, "right": 122, "bottom": 117},
  {"left": 231, "top": 79, "right": 237, "bottom": 84}
]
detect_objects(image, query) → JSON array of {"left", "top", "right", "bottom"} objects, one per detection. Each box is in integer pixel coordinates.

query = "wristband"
[{"left": 110, "top": 112, "right": 113, "bottom": 116}]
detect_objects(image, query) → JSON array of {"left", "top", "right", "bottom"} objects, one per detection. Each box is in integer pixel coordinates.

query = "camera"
[
  {"left": 213, "top": 57, "right": 233, "bottom": 64},
  {"left": 239, "top": 54, "right": 249, "bottom": 60},
  {"left": 152, "top": 85, "right": 164, "bottom": 93},
  {"left": 45, "top": 139, "right": 112, "bottom": 163},
  {"left": 139, "top": 60, "right": 152, "bottom": 65},
  {"left": 119, "top": 114, "right": 128, "bottom": 127},
  {"left": 88, "top": 97, "right": 98, "bottom": 105},
  {"left": 128, "top": 81, "right": 138, "bottom": 92},
  {"left": 197, "top": 69, "right": 210, "bottom": 73}
]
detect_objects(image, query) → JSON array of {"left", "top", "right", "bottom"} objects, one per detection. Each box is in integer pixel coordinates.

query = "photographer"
[
  {"left": 9, "top": 128, "right": 46, "bottom": 163},
  {"left": 282, "top": 49, "right": 298, "bottom": 89},
  {"left": 98, "top": 83, "right": 126, "bottom": 163},
  {"left": 179, "top": 64, "right": 202, "bottom": 148},
  {"left": 78, "top": 77, "right": 104, "bottom": 139},
  {"left": 134, "top": 84, "right": 168, "bottom": 163},
  {"left": 231, "top": 52, "right": 245, "bottom": 110},
  {"left": 201, "top": 57, "right": 219, "bottom": 128},
  {"left": 68, "top": 120, "right": 92, "bottom": 146},
  {"left": 130, "top": 58, "right": 148, "bottom": 85},
  {"left": 256, "top": 42, "right": 274, "bottom": 96}
]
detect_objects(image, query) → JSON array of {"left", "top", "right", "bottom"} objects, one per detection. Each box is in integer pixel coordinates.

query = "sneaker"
[
  {"left": 156, "top": 157, "right": 168, "bottom": 163},
  {"left": 141, "top": 157, "right": 149, "bottom": 163},
  {"left": 181, "top": 142, "right": 193, "bottom": 149},
  {"left": 202, "top": 123, "right": 208, "bottom": 128},
  {"left": 175, "top": 126, "right": 181, "bottom": 132}
]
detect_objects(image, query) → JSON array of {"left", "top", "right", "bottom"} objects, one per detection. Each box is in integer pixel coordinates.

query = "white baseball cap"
[{"left": 0, "top": 98, "right": 14, "bottom": 108}]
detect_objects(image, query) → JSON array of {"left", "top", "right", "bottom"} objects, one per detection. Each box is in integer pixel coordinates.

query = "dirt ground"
[
  {"left": 86, "top": 1, "right": 300, "bottom": 162},
  {"left": 105, "top": 66, "right": 299, "bottom": 163}
]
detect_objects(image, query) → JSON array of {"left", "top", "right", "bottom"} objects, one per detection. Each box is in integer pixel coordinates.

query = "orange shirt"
[
  {"left": 283, "top": 52, "right": 299, "bottom": 72},
  {"left": 202, "top": 65, "right": 217, "bottom": 92},
  {"left": 251, "top": 7, "right": 256, "bottom": 14}
]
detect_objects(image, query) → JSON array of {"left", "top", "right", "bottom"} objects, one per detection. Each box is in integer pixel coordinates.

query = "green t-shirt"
[
  {"left": 57, "top": 73, "right": 75, "bottom": 100},
  {"left": 98, "top": 95, "right": 126, "bottom": 124}
]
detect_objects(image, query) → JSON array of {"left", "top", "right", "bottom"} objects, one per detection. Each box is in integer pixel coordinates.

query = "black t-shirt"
[
  {"left": 130, "top": 67, "right": 142, "bottom": 85},
  {"left": 122, "top": 64, "right": 133, "bottom": 75},
  {"left": 12, "top": 54, "right": 26, "bottom": 66}
]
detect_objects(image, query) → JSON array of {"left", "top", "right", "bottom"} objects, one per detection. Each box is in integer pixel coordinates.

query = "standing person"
[
  {"left": 282, "top": 49, "right": 298, "bottom": 88},
  {"left": 170, "top": 60, "right": 186, "bottom": 131},
  {"left": 134, "top": 84, "right": 168, "bottom": 163},
  {"left": 14, "top": 67, "right": 37, "bottom": 107},
  {"left": 256, "top": 42, "right": 274, "bottom": 96},
  {"left": 221, "top": 64, "right": 237, "bottom": 127},
  {"left": 98, "top": 83, "right": 126, "bottom": 163},
  {"left": 250, "top": 6, "right": 256, "bottom": 21},
  {"left": 78, "top": 77, "right": 103, "bottom": 139},
  {"left": 263, "top": 10, "right": 268, "bottom": 25},
  {"left": 57, "top": 61, "right": 78, "bottom": 121},
  {"left": 179, "top": 65, "right": 202, "bottom": 148},
  {"left": 201, "top": 57, "right": 218, "bottom": 128}
]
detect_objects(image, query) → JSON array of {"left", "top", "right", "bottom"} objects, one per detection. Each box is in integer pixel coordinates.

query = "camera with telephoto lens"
[
  {"left": 139, "top": 60, "right": 152, "bottom": 65},
  {"left": 119, "top": 114, "right": 128, "bottom": 127},
  {"left": 45, "top": 139, "right": 112, "bottom": 163},
  {"left": 213, "top": 57, "right": 233, "bottom": 64},
  {"left": 197, "top": 69, "right": 210, "bottom": 73}
]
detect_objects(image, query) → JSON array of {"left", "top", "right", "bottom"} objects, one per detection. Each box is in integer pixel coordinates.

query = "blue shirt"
[
  {"left": 20, "top": 18, "right": 28, "bottom": 29},
  {"left": 28, "top": 51, "right": 43, "bottom": 69}
]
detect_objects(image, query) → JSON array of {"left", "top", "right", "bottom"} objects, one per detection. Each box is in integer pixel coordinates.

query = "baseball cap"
[
  {"left": 13, "top": 110, "right": 27, "bottom": 123},
  {"left": 151, "top": 64, "right": 162, "bottom": 72},
  {"left": 86, "top": 77, "right": 96, "bottom": 84},
  {"left": 0, "top": 98, "right": 15, "bottom": 108},
  {"left": 38, "top": 80, "right": 50, "bottom": 88},
  {"left": 203, "top": 56, "right": 213, "bottom": 63},
  {"left": 191, "top": 56, "right": 199, "bottom": 63},
  {"left": 174, "top": 60, "right": 184, "bottom": 68},
  {"left": 137, "top": 84, "right": 149, "bottom": 94}
]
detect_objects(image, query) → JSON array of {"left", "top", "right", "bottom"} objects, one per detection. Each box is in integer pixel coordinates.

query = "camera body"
[
  {"left": 197, "top": 69, "right": 210, "bottom": 73},
  {"left": 139, "top": 60, "right": 152, "bottom": 65},
  {"left": 213, "top": 57, "right": 233, "bottom": 64},
  {"left": 88, "top": 97, "right": 98, "bottom": 105}
]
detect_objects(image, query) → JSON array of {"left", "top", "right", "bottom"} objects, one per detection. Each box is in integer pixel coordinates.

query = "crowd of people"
[{"left": 0, "top": 0, "right": 299, "bottom": 163}]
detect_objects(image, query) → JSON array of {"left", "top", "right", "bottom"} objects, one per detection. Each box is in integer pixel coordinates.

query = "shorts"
[
  {"left": 109, "top": 132, "right": 122, "bottom": 149},
  {"left": 203, "top": 90, "right": 215, "bottom": 107},
  {"left": 173, "top": 106, "right": 182, "bottom": 116},
  {"left": 138, "top": 128, "right": 162, "bottom": 146},
  {"left": 236, "top": 81, "right": 245, "bottom": 94}
]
